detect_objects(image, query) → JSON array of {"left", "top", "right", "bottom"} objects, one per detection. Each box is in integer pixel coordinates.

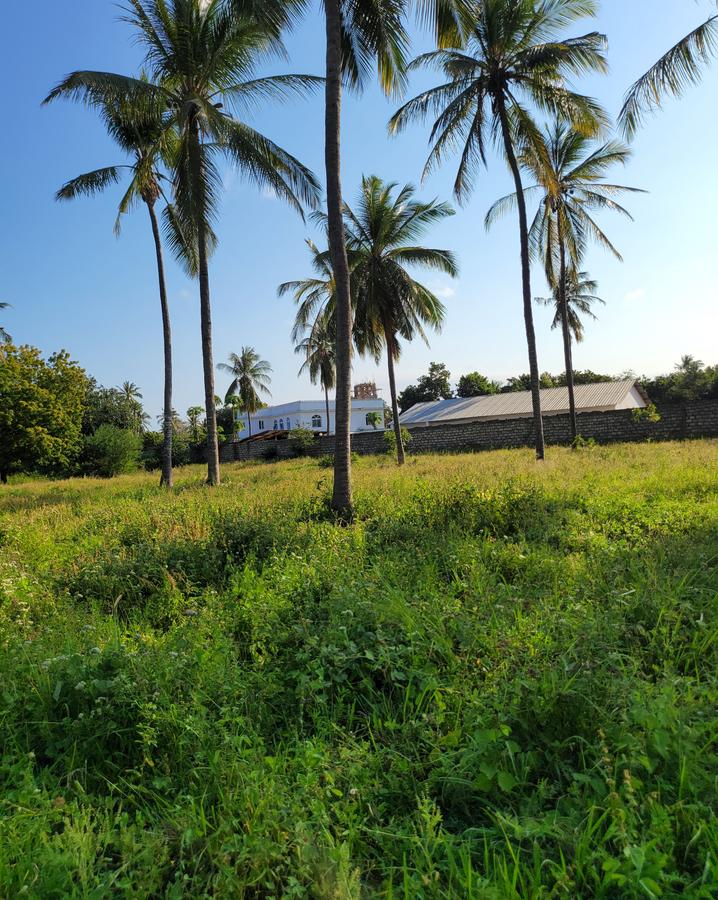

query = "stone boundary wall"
[{"left": 219, "top": 400, "right": 718, "bottom": 463}]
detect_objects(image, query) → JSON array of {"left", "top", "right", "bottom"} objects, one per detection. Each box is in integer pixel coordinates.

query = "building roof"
[
  {"left": 241, "top": 398, "right": 384, "bottom": 419},
  {"left": 400, "top": 380, "right": 646, "bottom": 426}
]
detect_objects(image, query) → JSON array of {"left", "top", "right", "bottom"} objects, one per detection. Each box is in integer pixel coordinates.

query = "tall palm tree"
[
  {"left": 320, "top": 0, "right": 469, "bottom": 516},
  {"left": 343, "top": 176, "right": 456, "bottom": 464},
  {"left": 52, "top": 94, "right": 176, "bottom": 486},
  {"left": 390, "top": 0, "right": 608, "bottom": 460},
  {"left": 0, "top": 303, "right": 11, "bottom": 344},
  {"left": 486, "top": 122, "right": 642, "bottom": 438},
  {"left": 218, "top": 347, "right": 272, "bottom": 438},
  {"left": 620, "top": 4, "right": 718, "bottom": 137},
  {"left": 46, "top": 0, "right": 320, "bottom": 487},
  {"left": 294, "top": 309, "right": 336, "bottom": 435}
]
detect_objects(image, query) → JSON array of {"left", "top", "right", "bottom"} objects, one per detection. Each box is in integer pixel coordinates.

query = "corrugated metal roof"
[{"left": 400, "top": 380, "right": 642, "bottom": 426}]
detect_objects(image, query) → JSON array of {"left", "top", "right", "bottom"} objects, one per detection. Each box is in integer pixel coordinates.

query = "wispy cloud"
[
  {"left": 624, "top": 288, "right": 646, "bottom": 303},
  {"left": 432, "top": 284, "right": 456, "bottom": 300}
]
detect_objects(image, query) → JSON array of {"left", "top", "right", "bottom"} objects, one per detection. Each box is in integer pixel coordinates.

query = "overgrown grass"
[{"left": 1, "top": 442, "right": 718, "bottom": 897}]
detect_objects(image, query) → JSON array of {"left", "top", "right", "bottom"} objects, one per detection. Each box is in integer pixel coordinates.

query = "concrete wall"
[{"left": 219, "top": 399, "right": 718, "bottom": 464}]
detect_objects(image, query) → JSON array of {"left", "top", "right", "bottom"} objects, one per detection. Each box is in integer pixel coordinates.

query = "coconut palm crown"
[{"left": 218, "top": 347, "right": 272, "bottom": 437}]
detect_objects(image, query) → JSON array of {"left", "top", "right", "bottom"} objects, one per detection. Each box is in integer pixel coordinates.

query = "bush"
[
  {"left": 384, "top": 427, "right": 412, "bottom": 456},
  {"left": 289, "top": 427, "right": 317, "bottom": 456},
  {"left": 83, "top": 425, "right": 141, "bottom": 478},
  {"left": 633, "top": 403, "right": 662, "bottom": 424},
  {"left": 141, "top": 431, "right": 191, "bottom": 471}
]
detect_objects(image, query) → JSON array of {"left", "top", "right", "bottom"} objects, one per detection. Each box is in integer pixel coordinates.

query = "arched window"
[
  {"left": 312, "top": 415, "right": 322, "bottom": 428},
  {"left": 286, "top": 418, "right": 291, "bottom": 430},
  {"left": 279, "top": 418, "right": 284, "bottom": 430},
  {"left": 273, "top": 420, "right": 278, "bottom": 430},
  {"left": 258, "top": 420, "right": 265, "bottom": 431}
]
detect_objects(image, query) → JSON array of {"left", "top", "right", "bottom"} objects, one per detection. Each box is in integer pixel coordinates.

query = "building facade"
[{"left": 235, "top": 399, "right": 386, "bottom": 438}]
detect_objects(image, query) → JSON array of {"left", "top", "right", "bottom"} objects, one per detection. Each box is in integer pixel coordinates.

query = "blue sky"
[{"left": 3, "top": 1, "right": 717, "bottom": 420}]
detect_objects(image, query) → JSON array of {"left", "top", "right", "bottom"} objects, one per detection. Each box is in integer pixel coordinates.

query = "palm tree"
[
  {"left": 0, "top": 303, "right": 11, "bottom": 344},
  {"left": 486, "top": 122, "right": 642, "bottom": 438},
  {"left": 52, "top": 94, "right": 176, "bottom": 487},
  {"left": 537, "top": 270, "right": 604, "bottom": 343},
  {"left": 120, "top": 381, "right": 143, "bottom": 403},
  {"left": 218, "top": 348, "right": 272, "bottom": 438},
  {"left": 46, "top": 0, "right": 320, "bottom": 487},
  {"left": 319, "top": 0, "right": 469, "bottom": 516},
  {"left": 294, "top": 309, "right": 336, "bottom": 435},
  {"left": 620, "top": 4, "right": 718, "bottom": 137},
  {"left": 343, "top": 176, "right": 456, "bottom": 464},
  {"left": 390, "top": 0, "right": 608, "bottom": 460}
]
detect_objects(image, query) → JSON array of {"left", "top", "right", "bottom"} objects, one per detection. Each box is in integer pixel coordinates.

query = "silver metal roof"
[{"left": 400, "top": 380, "right": 643, "bottom": 426}]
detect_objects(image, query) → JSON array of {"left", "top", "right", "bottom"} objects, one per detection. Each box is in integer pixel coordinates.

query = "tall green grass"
[{"left": 1, "top": 442, "right": 717, "bottom": 897}]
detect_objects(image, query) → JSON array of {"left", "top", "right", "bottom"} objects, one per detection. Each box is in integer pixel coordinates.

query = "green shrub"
[
  {"left": 289, "top": 427, "right": 317, "bottom": 456},
  {"left": 141, "top": 431, "right": 191, "bottom": 471},
  {"left": 633, "top": 402, "right": 662, "bottom": 423},
  {"left": 384, "top": 426, "right": 412, "bottom": 455},
  {"left": 82, "top": 425, "right": 141, "bottom": 478}
]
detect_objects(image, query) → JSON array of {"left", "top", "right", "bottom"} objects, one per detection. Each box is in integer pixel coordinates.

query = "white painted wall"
[{"left": 235, "top": 399, "right": 385, "bottom": 437}]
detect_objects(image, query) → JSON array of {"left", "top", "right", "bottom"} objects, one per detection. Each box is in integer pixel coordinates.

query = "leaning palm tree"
[
  {"left": 53, "top": 94, "right": 176, "bottom": 486},
  {"left": 343, "top": 176, "right": 455, "bottom": 464},
  {"left": 390, "top": 0, "right": 608, "bottom": 460},
  {"left": 46, "top": 0, "right": 320, "bottom": 486},
  {"left": 0, "top": 303, "right": 11, "bottom": 344},
  {"left": 620, "top": 4, "right": 718, "bottom": 137},
  {"left": 294, "top": 309, "right": 337, "bottom": 436},
  {"left": 486, "top": 121, "right": 642, "bottom": 438},
  {"left": 319, "top": 0, "right": 469, "bottom": 515},
  {"left": 218, "top": 348, "right": 272, "bottom": 438}
]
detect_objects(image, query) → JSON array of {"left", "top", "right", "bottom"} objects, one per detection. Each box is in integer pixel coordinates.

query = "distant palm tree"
[
  {"left": 343, "top": 176, "right": 456, "bottom": 464},
  {"left": 0, "top": 302, "right": 11, "bottom": 344},
  {"left": 218, "top": 348, "right": 272, "bottom": 438},
  {"left": 52, "top": 93, "right": 176, "bottom": 486},
  {"left": 620, "top": 4, "right": 718, "bottom": 137},
  {"left": 46, "top": 0, "right": 320, "bottom": 486},
  {"left": 486, "top": 122, "right": 642, "bottom": 438},
  {"left": 294, "top": 309, "right": 336, "bottom": 436},
  {"left": 537, "top": 270, "right": 604, "bottom": 344},
  {"left": 120, "top": 381, "right": 143, "bottom": 403},
  {"left": 186, "top": 405, "right": 204, "bottom": 443},
  {"left": 280, "top": 239, "right": 341, "bottom": 343},
  {"left": 390, "top": 0, "right": 608, "bottom": 460}
]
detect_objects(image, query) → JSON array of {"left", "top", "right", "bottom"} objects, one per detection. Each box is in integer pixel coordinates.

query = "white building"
[
  {"left": 400, "top": 380, "right": 648, "bottom": 427},
  {"left": 235, "top": 399, "right": 385, "bottom": 438}
]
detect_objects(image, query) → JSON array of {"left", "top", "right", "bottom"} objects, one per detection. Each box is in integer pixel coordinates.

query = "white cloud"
[
  {"left": 624, "top": 288, "right": 646, "bottom": 303},
  {"left": 432, "top": 284, "right": 456, "bottom": 299}
]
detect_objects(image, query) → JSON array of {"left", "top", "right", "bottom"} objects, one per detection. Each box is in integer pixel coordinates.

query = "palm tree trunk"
[
  {"left": 325, "top": 0, "right": 353, "bottom": 518},
  {"left": 146, "top": 200, "right": 174, "bottom": 488},
  {"left": 190, "top": 117, "right": 221, "bottom": 486},
  {"left": 558, "top": 241, "right": 578, "bottom": 441},
  {"left": 325, "top": 383, "right": 331, "bottom": 436},
  {"left": 384, "top": 324, "right": 405, "bottom": 466},
  {"left": 496, "top": 96, "right": 545, "bottom": 460},
  {"left": 0, "top": 469, "right": 7, "bottom": 485}
]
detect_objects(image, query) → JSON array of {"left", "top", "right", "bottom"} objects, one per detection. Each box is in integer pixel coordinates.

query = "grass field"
[{"left": 1, "top": 441, "right": 718, "bottom": 898}]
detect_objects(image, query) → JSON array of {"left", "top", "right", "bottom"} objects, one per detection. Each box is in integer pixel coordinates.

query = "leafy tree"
[
  {"left": 83, "top": 425, "right": 142, "bottom": 478},
  {"left": 554, "top": 369, "right": 615, "bottom": 387},
  {"left": 294, "top": 308, "right": 336, "bottom": 436},
  {"left": 390, "top": 0, "right": 608, "bottom": 460},
  {"left": 366, "top": 411, "right": 383, "bottom": 430},
  {"left": 344, "top": 176, "right": 456, "bottom": 464},
  {"left": 47, "top": 0, "right": 321, "bottom": 486},
  {"left": 501, "top": 373, "right": 556, "bottom": 393},
  {"left": 398, "top": 362, "right": 453, "bottom": 412},
  {"left": 50, "top": 91, "right": 177, "bottom": 488},
  {"left": 0, "top": 302, "right": 11, "bottom": 344},
  {"left": 488, "top": 121, "right": 641, "bottom": 438},
  {"left": 640, "top": 356, "right": 718, "bottom": 405},
  {"left": 456, "top": 372, "right": 499, "bottom": 398},
  {"left": 620, "top": 4, "right": 718, "bottom": 137},
  {"left": 0, "top": 345, "right": 88, "bottom": 483},
  {"left": 83, "top": 381, "right": 147, "bottom": 435},
  {"left": 218, "top": 348, "right": 272, "bottom": 438},
  {"left": 186, "top": 406, "right": 205, "bottom": 444}
]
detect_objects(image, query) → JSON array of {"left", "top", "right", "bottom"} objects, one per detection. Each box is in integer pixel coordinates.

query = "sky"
[{"left": 2, "top": 1, "right": 717, "bottom": 420}]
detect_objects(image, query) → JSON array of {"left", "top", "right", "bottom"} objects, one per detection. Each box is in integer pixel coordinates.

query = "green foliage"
[
  {"left": 142, "top": 430, "right": 190, "bottom": 470},
  {"left": 83, "top": 425, "right": 141, "bottom": 478},
  {"left": 2, "top": 443, "right": 718, "bottom": 895},
  {"left": 289, "top": 427, "right": 316, "bottom": 456},
  {"left": 633, "top": 403, "right": 662, "bottom": 424},
  {"left": 640, "top": 355, "right": 718, "bottom": 404},
  {"left": 456, "top": 372, "right": 499, "bottom": 397},
  {"left": 384, "top": 427, "right": 412, "bottom": 456},
  {"left": 0, "top": 344, "right": 88, "bottom": 482},
  {"left": 366, "top": 411, "right": 383, "bottom": 429},
  {"left": 399, "top": 362, "right": 454, "bottom": 411},
  {"left": 83, "top": 380, "right": 146, "bottom": 435}
]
